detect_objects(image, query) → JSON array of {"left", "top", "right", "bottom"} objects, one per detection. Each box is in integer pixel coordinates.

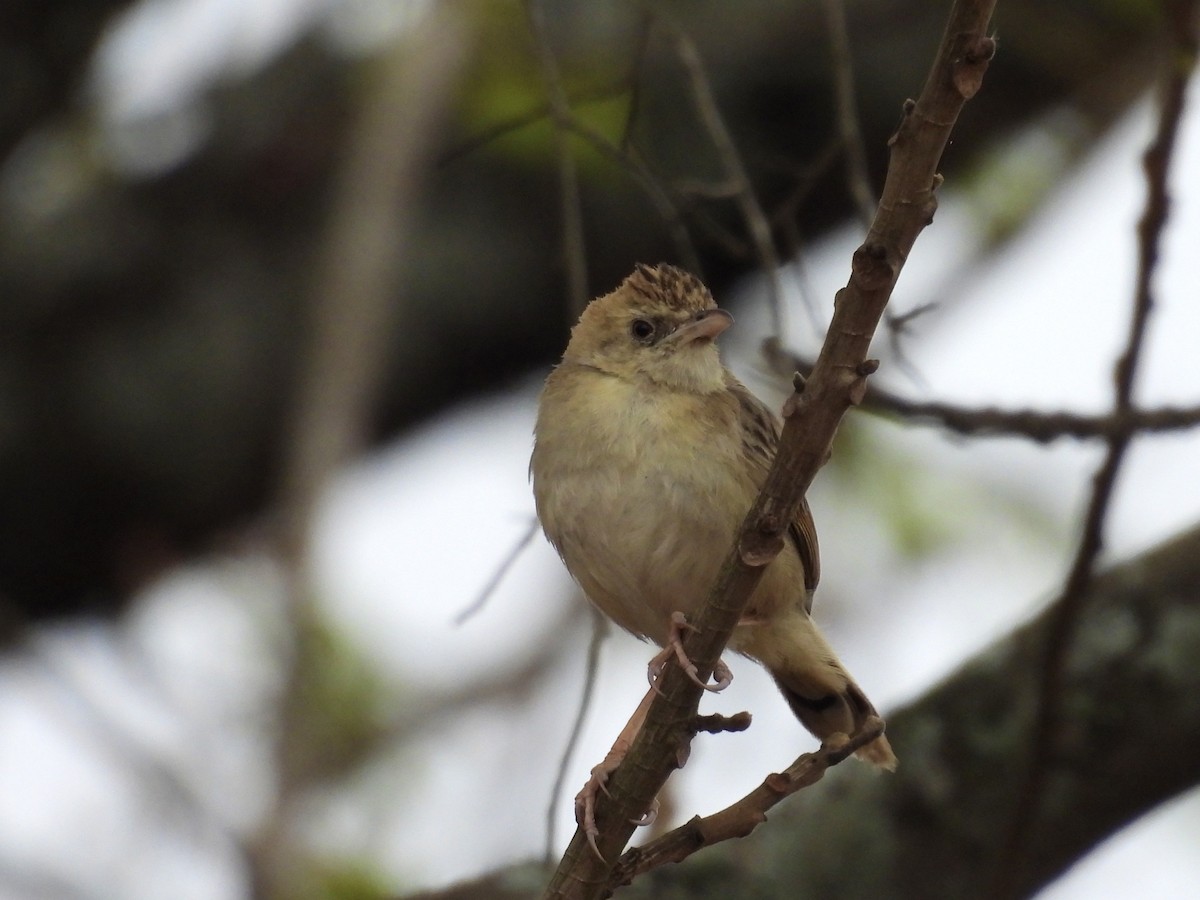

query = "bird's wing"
[{"left": 727, "top": 375, "right": 821, "bottom": 601}]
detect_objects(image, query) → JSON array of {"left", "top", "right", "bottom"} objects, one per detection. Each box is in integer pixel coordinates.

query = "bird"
[{"left": 530, "top": 263, "right": 895, "bottom": 846}]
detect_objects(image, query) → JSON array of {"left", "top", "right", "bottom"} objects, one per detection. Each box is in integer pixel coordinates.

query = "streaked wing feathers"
[{"left": 726, "top": 374, "right": 821, "bottom": 597}]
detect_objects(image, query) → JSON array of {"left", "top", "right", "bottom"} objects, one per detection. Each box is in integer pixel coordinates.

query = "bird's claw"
[
  {"left": 646, "top": 612, "right": 734, "bottom": 693},
  {"left": 575, "top": 765, "right": 612, "bottom": 861},
  {"left": 629, "top": 797, "right": 659, "bottom": 827}
]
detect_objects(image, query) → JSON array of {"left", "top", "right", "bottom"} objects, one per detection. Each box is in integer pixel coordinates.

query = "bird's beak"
[{"left": 671, "top": 308, "right": 734, "bottom": 345}]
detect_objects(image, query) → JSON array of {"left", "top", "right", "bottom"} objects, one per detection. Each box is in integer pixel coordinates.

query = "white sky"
[{"left": 1, "top": 2, "right": 1199, "bottom": 897}]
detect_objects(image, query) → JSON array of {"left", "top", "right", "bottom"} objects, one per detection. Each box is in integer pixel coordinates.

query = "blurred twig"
[
  {"left": 437, "top": 83, "right": 629, "bottom": 168},
  {"left": 561, "top": 118, "right": 703, "bottom": 275},
  {"left": 545, "top": 605, "right": 609, "bottom": 866},
  {"left": 30, "top": 633, "right": 223, "bottom": 832},
  {"left": 526, "top": 0, "right": 590, "bottom": 317},
  {"left": 0, "top": 852, "right": 100, "bottom": 900},
  {"left": 881, "top": 301, "right": 937, "bottom": 388},
  {"left": 992, "top": 3, "right": 1200, "bottom": 896},
  {"left": 620, "top": 12, "right": 655, "bottom": 152},
  {"left": 763, "top": 338, "right": 1200, "bottom": 442},
  {"left": 435, "top": 17, "right": 704, "bottom": 276},
  {"left": 822, "top": 0, "right": 876, "bottom": 228},
  {"left": 455, "top": 519, "right": 541, "bottom": 625},
  {"left": 670, "top": 25, "right": 786, "bottom": 336},
  {"left": 256, "top": 8, "right": 469, "bottom": 898}
]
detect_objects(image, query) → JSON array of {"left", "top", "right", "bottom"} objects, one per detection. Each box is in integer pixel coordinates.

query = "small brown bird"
[{"left": 531, "top": 264, "right": 895, "bottom": 841}]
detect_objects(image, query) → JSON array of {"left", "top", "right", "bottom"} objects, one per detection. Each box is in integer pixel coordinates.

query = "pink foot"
[
  {"left": 575, "top": 759, "right": 617, "bottom": 860},
  {"left": 574, "top": 742, "right": 659, "bottom": 860},
  {"left": 646, "top": 612, "right": 734, "bottom": 693}
]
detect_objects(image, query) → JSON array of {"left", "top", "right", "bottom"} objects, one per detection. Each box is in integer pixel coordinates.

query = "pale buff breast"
[{"left": 533, "top": 367, "right": 807, "bottom": 646}]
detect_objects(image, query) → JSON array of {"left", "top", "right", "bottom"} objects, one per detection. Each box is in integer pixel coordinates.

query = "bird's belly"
[{"left": 543, "top": 458, "right": 745, "bottom": 645}]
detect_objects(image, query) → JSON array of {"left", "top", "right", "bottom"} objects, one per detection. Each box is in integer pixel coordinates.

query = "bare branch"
[
  {"left": 542, "top": 2, "right": 998, "bottom": 896},
  {"left": 993, "top": 3, "right": 1200, "bottom": 896},
  {"left": 876, "top": 396, "right": 1200, "bottom": 441},
  {"left": 874, "top": 396, "right": 1200, "bottom": 441},
  {"left": 609, "top": 719, "right": 883, "bottom": 887},
  {"left": 763, "top": 338, "right": 1200, "bottom": 442}
]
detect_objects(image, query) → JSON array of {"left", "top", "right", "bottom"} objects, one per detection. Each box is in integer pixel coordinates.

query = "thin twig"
[
  {"left": 822, "top": 0, "right": 876, "bottom": 227},
  {"left": 31, "top": 637, "right": 220, "bottom": 828},
  {"left": 672, "top": 26, "right": 787, "bottom": 337},
  {"left": 526, "top": 0, "right": 590, "bottom": 317},
  {"left": 875, "top": 396, "right": 1200, "bottom": 441},
  {"left": 619, "top": 11, "right": 654, "bottom": 153},
  {"left": 769, "top": 139, "right": 846, "bottom": 332},
  {"left": 992, "top": 4, "right": 1199, "bottom": 897},
  {"left": 442, "top": 9, "right": 706, "bottom": 282},
  {"left": 545, "top": 606, "right": 609, "bottom": 866},
  {"left": 874, "top": 397, "right": 1200, "bottom": 441},
  {"left": 767, "top": 138, "right": 846, "bottom": 229},
  {"left": 563, "top": 118, "right": 703, "bottom": 273},
  {"left": 882, "top": 301, "right": 938, "bottom": 388},
  {"left": 763, "top": 338, "right": 1200, "bottom": 443},
  {"left": 454, "top": 519, "right": 539, "bottom": 625}
]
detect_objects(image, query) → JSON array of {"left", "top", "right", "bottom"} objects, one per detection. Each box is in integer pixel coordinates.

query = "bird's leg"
[
  {"left": 647, "top": 611, "right": 734, "bottom": 693},
  {"left": 575, "top": 687, "right": 658, "bottom": 860}
]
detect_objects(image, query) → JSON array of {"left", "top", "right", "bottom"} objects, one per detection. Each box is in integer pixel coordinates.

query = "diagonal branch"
[
  {"left": 609, "top": 718, "right": 885, "bottom": 887},
  {"left": 542, "top": 2, "right": 998, "bottom": 897}
]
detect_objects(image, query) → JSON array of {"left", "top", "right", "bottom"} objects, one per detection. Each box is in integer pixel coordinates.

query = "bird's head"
[{"left": 562, "top": 263, "right": 733, "bottom": 394}]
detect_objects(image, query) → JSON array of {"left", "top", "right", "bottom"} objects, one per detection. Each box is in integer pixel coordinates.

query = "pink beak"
[{"left": 672, "top": 308, "right": 734, "bottom": 344}]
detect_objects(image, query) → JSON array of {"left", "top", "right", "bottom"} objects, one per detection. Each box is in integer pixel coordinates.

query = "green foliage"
[
  {"left": 286, "top": 613, "right": 392, "bottom": 786},
  {"left": 291, "top": 858, "right": 393, "bottom": 900},
  {"left": 454, "top": 1, "right": 633, "bottom": 170}
]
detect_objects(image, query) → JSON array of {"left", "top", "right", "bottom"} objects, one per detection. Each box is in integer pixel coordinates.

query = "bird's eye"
[{"left": 630, "top": 319, "right": 655, "bottom": 342}]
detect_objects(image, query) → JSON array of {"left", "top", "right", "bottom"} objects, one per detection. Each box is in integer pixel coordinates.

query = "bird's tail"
[
  {"left": 772, "top": 672, "right": 897, "bottom": 769},
  {"left": 736, "top": 611, "right": 897, "bottom": 770}
]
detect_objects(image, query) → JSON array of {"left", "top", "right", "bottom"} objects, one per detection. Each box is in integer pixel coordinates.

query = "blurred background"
[{"left": 1, "top": 0, "right": 1199, "bottom": 898}]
